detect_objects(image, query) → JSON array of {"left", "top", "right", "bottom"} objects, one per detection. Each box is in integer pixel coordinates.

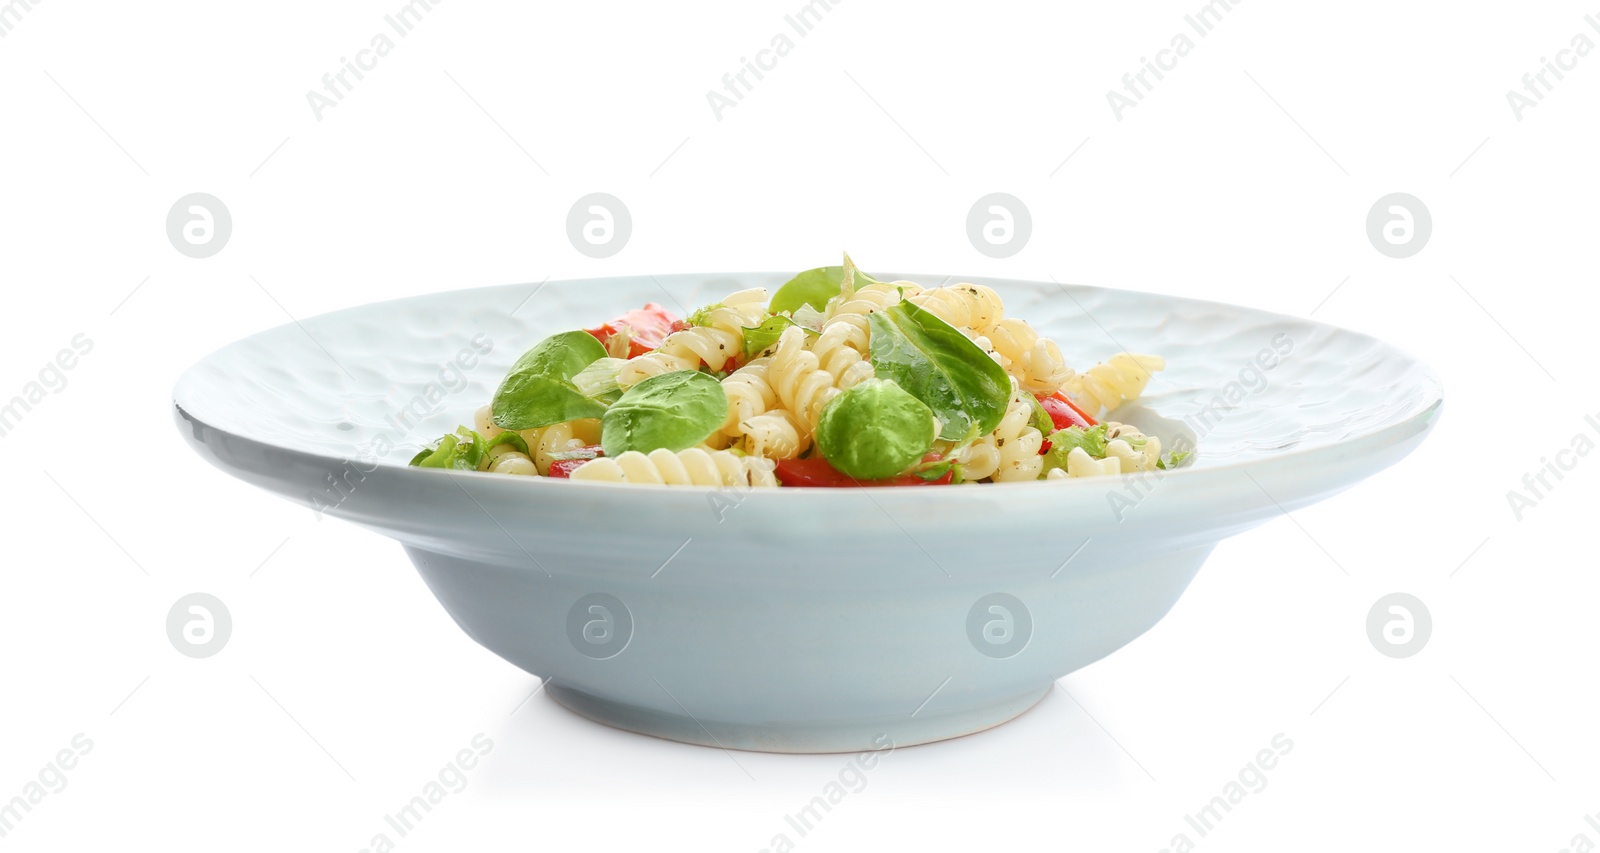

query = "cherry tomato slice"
[
  {"left": 773, "top": 455, "right": 953, "bottom": 488},
  {"left": 586, "top": 304, "right": 681, "bottom": 359}
]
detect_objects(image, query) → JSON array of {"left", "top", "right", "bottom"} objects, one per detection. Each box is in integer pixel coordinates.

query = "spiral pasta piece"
[
  {"left": 1045, "top": 448, "right": 1122, "bottom": 479},
  {"left": 619, "top": 288, "right": 769, "bottom": 388},
  {"left": 1061, "top": 353, "right": 1166, "bottom": 417},
  {"left": 767, "top": 325, "right": 845, "bottom": 434},
  {"left": 992, "top": 397, "right": 1045, "bottom": 483},
  {"left": 824, "top": 281, "right": 916, "bottom": 343},
  {"left": 518, "top": 419, "right": 602, "bottom": 475},
  {"left": 906, "top": 283, "right": 1005, "bottom": 333},
  {"left": 985, "top": 318, "right": 1075, "bottom": 396},
  {"left": 719, "top": 357, "right": 778, "bottom": 436},
  {"left": 811, "top": 322, "right": 876, "bottom": 390},
  {"left": 738, "top": 408, "right": 809, "bottom": 459},
  {"left": 1104, "top": 422, "right": 1163, "bottom": 473},
  {"left": 569, "top": 447, "right": 778, "bottom": 487},
  {"left": 954, "top": 383, "right": 1045, "bottom": 482},
  {"left": 956, "top": 439, "right": 1002, "bottom": 481}
]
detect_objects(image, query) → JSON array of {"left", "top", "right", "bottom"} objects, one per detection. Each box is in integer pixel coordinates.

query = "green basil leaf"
[
  {"left": 491, "top": 330, "right": 609, "bottom": 430},
  {"left": 770, "top": 254, "right": 881, "bottom": 314},
  {"left": 485, "top": 430, "right": 530, "bottom": 457},
  {"left": 815, "top": 378, "right": 936, "bottom": 480},
  {"left": 741, "top": 314, "right": 820, "bottom": 360},
  {"left": 601, "top": 370, "right": 728, "bottom": 456},
  {"left": 770, "top": 267, "right": 843, "bottom": 314},
  {"left": 837, "top": 252, "right": 879, "bottom": 302},
  {"left": 742, "top": 315, "right": 795, "bottom": 360},
  {"left": 867, "top": 302, "right": 1012, "bottom": 440}
]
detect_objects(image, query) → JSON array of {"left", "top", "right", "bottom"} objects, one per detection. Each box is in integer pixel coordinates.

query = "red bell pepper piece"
[
  {"left": 546, "top": 445, "right": 604, "bottom": 478},
  {"left": 1038, "top": 391, "right": 1098, "bottom": 431}
]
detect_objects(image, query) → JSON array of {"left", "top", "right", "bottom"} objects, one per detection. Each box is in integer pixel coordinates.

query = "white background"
[{"left": 2, "top": 1, "right": 1597, "bottom": 850}]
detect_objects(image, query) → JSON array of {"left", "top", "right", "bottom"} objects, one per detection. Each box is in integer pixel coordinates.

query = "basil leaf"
[
  {"left": 741, "top": 314, "right": 819, "bottom": 360},
  {"left": 485, "top": 430, "right": 530, "bottom": 456},
  {"left": 815, "top": 378, "right": 935, "bottom": 480},
  {"left": 770, "top": 267, "right": 843, "bottom": 315},
  {"left": 601, "top": 370, "right": 728, "bottom": 456},
  {"left": 837, "top": 252, "right": 878, "bottom": 302},
  {"left": 491, "top": 330, "right": 609, "bottom": 430},
  {"left": 770, "top": 255, "right": 881, "bottom": 314},
  {"left": 867, "top": 302, "right": 1011, "bottom": 440},
  {"left": 742, "top": 315, "right": 795, "bottom": 360}
]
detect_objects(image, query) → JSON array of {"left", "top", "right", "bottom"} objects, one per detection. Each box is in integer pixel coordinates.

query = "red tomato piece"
[
  {"left": 773, "top": 455, "right": 953, "bottom": 488},
  {"left": 1039, "top": 392, "right": 1098, "bottom": 430},
  {"left": 586, "top": 303, "right": 681, "bottom": 359}
]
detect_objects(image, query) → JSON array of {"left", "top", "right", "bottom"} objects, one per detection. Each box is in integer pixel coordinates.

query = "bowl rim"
[{"left": 173, "top": 271, "right": 1445, "bottom": 497}]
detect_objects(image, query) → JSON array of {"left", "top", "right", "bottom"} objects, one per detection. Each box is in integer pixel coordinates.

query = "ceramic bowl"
[{"left": 173, "top": 273, "right": 1442, "bottom": 753}]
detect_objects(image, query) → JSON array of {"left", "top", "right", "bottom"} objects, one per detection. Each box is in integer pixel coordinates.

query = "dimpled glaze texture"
[{"left": 174, "top": 274, "right": 1442, "bottom": 753}]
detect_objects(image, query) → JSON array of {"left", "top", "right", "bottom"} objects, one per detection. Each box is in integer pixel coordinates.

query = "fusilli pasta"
[
  {"left": 737, "top": 408, "right": 809, "bottom": 459},
  {"left": 569, "top": 447, "right": 778, "bottom": 487},
  {"left": 955, "top": 382, "right": 1046, "bottom": 482},
  {"left": 1046, "top": 448, "right": 1122, "bottom": 479},
  {"left": 719, "top": 357, "right": 778, "bottom": 436},
  {"left": 767, "top": 325, "right": 846, "bottom": 434},
  {"left": 985, "top": 317, "right": 1075, "bottom": 396},
  {"left": 824, "top": 282, "right": 916, "bottom": 343},
  {"left": 519, "top": 418, "right": 603, "bottom": 475},
  {"left": 1104, "top": 422, "right": 1162, "bottom": 473},
  {"left": 907, "top": 283, "right": 1005, "bottom": 333},
  {"left": 1061, "top": 353, "right": 1166, "bottom": 416}
]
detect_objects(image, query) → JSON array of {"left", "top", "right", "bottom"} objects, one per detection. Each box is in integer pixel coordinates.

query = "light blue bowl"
[{"left": 174, "top": 273, "right": 1441, "bottom": 752}]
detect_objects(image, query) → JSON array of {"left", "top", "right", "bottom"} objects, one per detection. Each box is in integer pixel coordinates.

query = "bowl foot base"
[{"left": 545, "top": 681, "right": 1052, "bottom": 754}]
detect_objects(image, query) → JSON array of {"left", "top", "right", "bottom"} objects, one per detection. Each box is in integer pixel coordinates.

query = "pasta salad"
[{"left": 410, "top": 256, "right": 1187, "bottom": 487}]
